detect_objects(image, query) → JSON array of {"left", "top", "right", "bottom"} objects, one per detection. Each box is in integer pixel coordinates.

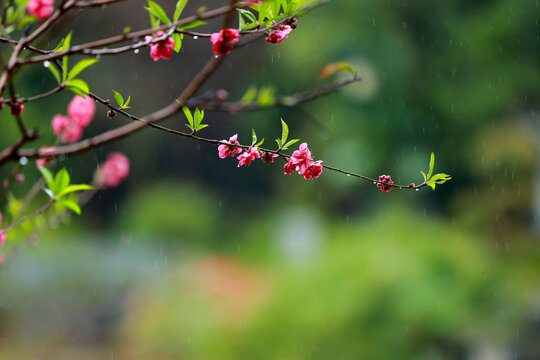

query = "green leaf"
[
  {"left": 66, "top": 79, "right": 89, "bottom": 95},
  {"left": 430, "top": 173, "right": 452, "bottom": 184},
  {"left": 275, "top": 138, "right": 283, "bottom": 148},
  {"left": 123, "top": 26, "right": 131, "bottom": 34},
  {"left": 68, "top": 59, "right": 98, "bottom": 81},
  {"left": 427, "top": 152, "right": 435, "bottom": 180},
  {"left": 56, "top": 184, "right": 94, "bottom": 199},
  {"left": 113, "top": 90, "right": 124, "bottom": 107},
  {"left": 62, "top": 55, "right": 68, "bottom": 82},
  {"left": 44, "top": 61, "right": 60, "bottom": 83},
  {"left": 122, "top": 96, "right": 131, "bottom": 109},
  {"left": 38, "top": 166, "right": 54, "bottom": 188},
  {"left": 196, "top": 124, "right": 209, "bottom": 131},
  {"left": 58, "top": 199, "right": 81, "bottom": 215},
  {"left": 171, "top": 33, "right": 182, "bottom": 53},
  {"left": 283, "top": 139, "right": 300, "bottom": 150},
  {"left": 257, "top": 86, "right": 276, "bottom": 106},
  {"left": 146, "top": 0, "right": 171, "bottom": 24},
  {"left": 61, "top": 32, "right": 72, "bottom": 81},
  {"left": 420, "top": 171, "right": 427, "bottom": 182},
  {"left": 280, "top": 118, "right": 289, "bottom": 144},
  {"left": 251, "top": 129, "right": 257, "bottom": 146},
  {"left": 173, "top": 0, "right": 188, "bottom": 22},
  {"left": 237, "top": 8, "right": 257, "bottom": 23},
  {"left": 177, "top": 20, "right": 206, "bottom": 30},
  {"left": 240, "top": 87, "right": 257, "bottom": 103},
  {"left": 52, "top": 168, "right": 70, "bottom": 195},
  {"left": 254, "top": 138, "right": 264, "bottom": 147},
  {"left": 182, "top": 106, "right": 194, "bottom": 130}
]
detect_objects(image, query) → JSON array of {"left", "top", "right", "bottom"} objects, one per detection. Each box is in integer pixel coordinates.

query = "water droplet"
[
  {"left": 19, "top": 157, "right": 28, "bottom": 165},
  {"left": 214, "top": 55, "right": 219, "bottom": 59},
  {"left": 96, "top": 54, "right": 101, "bottom": 59},
  {"left": 346, "top": 174, "right": 351, "bottom": 177},
  {"left": 133, "top": 49, "right": 139, "bottom": 54},
  {"left": 43, "top": 60, "right": 50, "bottom": 68},
  {"left": 415, "top": 188, "right": 419, "bottom": 192},
  {"left": 193, "top": 36, "right": 198, "bottom": 40}
]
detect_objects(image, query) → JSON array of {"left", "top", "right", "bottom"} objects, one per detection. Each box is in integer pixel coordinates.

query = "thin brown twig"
[{"left": 18, "top": 3, "right": 242, "bottom": 64}]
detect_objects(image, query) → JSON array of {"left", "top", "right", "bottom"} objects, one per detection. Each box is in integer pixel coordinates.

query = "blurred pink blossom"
[
  {"left": 27, "top": 0, "right": 54, "bottom": 20},
  {"left": 67, "top": 94, "right": 95, "bottom": 127},
  {"left": 97, "top": 153, "right": 130, "bottom": 187}
]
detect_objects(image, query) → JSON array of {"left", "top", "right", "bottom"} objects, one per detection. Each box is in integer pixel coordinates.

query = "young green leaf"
[
  {"left": 275, "top": 138, "right": 283, "bottom": 148},
  {"left": 113, "top": 90, "right": 124, "bottom": 107},
  {"left": 67, "top": 59, "right": 99, "bottom": 81},
  {"left": 66, "top": 79, "right": 89, "bottom": 95},
  {"left": 237, "top": 8, "right": 257, "bottom": 23},
  {"left": 58, "top": 198, "right": 81, "bottom": 215},
  {"left": 240, "top": 87, "right": 257, "bottom": 103},
  {"left": 122, "top": 96, "right": 131, "bottom": 109},
  {"left": 44, "top": 61, "right": 60, "bottom": 83},
  {"left": 177, "top": 20, "right": 206, "bottom": 30},
  {"left": 173, "top": 0, "right": 188, "bottom": 22},
  {"left": 182, "top": 106, "right": 194, "bottom": 130},
  {"left": 56, "top": 184, "right": 94, "bottom": 199},
  {"left": 427, "top": 152, "right": 435, "bottom": 180},
  {"left": 52, "top": 168, "right": 70, "bottom": 195},
  {"left": 171, "top": 33, "right": 183, "bottom": 52},
  {"left": 251, "top": 129, "right": 258, "bottom": 146},
  {"left": 146, "top": 0, "right": 171, "bottom": 24},
  {"left": 280, "top": 118, "right": 289, "bottom": 144},
  {"left": 283, "top": 139, "right": 300, "bottom": 150},
  {"left": 254, "top": 138, "right": 265, "bottom": 147},
  {"left": 38, "top": 166, "right": 54, "bottom": 188}
]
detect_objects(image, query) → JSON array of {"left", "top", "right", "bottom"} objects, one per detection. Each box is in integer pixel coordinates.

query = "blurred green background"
[{"left": 1, "top": 0, "right": 539, "bottom": 359}]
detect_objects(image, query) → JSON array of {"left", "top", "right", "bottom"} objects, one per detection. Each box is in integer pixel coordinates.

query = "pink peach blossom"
[
  {"left": 145, "top": 31, "right": 175, "bottom": 61},
  {"left": 266, "top": 25, "right": 293, "bottom": 44},
  {"left": 26, "top": 0, "right": 54, "bottom": 20},
  {"left": 218, "top": 134, "right": 243, "bottom": 159},
  {"left": 237, "top": 147, "right": 260, "bottom": 167},
  {"left": 52, "top": 115, "right": 83, "bottom": 143},
  {"left": 377, "top": 174, "right": 394, "bottom": 193},
  {"left": 303, "top": 160, "right": 323, "bottom": 180},
  {"left": 0, "top": 213, "right": 5, "bottom": 247},
  {"left": 67, "top": 94, "right": 95, "bottom": 128},
  {"left": 289, "top": 142, "right": 313, "bottom": 175},
  {"left": 97, "top": 153, "right": 130, "bottom": 187},
  {"left": 210, "top": 29, "right": 240, "bottom": 56},
  {"left": 283, "top": 160, "right": 296, "bottom": 175}
]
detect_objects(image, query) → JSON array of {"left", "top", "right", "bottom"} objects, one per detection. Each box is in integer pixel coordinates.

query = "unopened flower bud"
[
  {"left": 288, "top": 17, "right": 298, "bottom": 29},
  {"left": 107, "top": 109, "right": 116, "bottom": 118},
  {"left": 10, "top": 100, "right": 24, "bottom": 116},
  {"left": 215, "top": 89, "right": 229, "bottom": 101}
]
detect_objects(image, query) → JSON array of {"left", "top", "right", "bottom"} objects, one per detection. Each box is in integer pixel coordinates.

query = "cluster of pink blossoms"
[
  {"left": 0, "top": 213, "right": 6, "bottom": 265},
  {"left": 26, "top": 0, "right": 54, "bottom": 20},
  {"left": 218, "top": 136, "right": 323, "bottom": 180},
  {"left": 283, "top": 142, "right": 323, "bottom": 180},
  {"left": 95, "top": 153, "right": 130, "bottom": 188},
  {"left": 51, "top": 94, "right": 95, "bottom": 143},
  {"left": 145, "top": 31, "right": 175, "bottom": 61}
]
